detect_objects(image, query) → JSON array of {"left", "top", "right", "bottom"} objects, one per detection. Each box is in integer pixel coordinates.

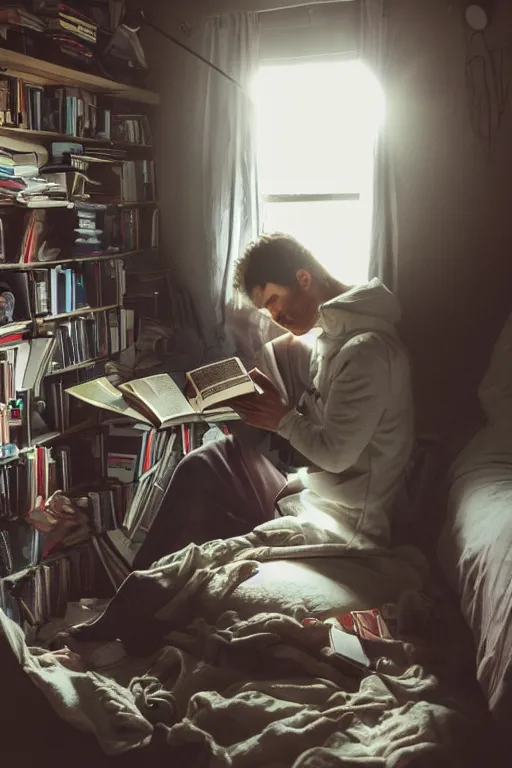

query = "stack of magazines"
[{"left": 0, "top": 144, "right": 68, "bottom": 207}]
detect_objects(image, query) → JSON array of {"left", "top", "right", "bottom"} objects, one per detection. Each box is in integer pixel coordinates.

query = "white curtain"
[
  {"left": 155, "top": 13, "right": 260, "bottom": 359},
  {"left": 359, "top": 0, "right": 398, "bottom": 291}
]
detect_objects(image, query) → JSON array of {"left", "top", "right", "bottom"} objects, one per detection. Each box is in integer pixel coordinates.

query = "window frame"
[{"left": 263, "top": 193, "right": 360, "bottom": 204}]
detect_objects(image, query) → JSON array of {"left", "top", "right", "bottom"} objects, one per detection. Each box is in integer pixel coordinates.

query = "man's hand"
[{"left": 230, "top": 368, "right": 291, "bottom": 432}]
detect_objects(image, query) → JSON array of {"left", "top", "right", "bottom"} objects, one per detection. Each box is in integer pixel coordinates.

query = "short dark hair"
[{"left": 234, "top": 233, "right": 327, "bottom": 296}]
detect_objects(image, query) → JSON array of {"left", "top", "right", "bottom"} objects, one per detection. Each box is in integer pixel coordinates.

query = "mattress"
[{"left": 438, "top": 425, "right": 512, "bottom": 722}]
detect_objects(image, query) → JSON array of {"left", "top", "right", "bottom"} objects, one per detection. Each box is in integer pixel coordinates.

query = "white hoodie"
[{"left": 276, "top": 278, "right": 414, "bottom": 549}]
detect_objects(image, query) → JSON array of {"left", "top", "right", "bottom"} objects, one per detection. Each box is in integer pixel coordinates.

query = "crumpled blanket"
[
  {"left": 0, "top": 516, "right": 483, "bottom": 764},
  {"left": 1, "top": 602, "right": 473, "bottom": 766},
  {"left": 0, "top": 608, "right": 153, "bottom": 755},
  {"left": 141, "top": 610, "right": 468, "bottom": 767},
  {"left": 63, "top": 515, "right": 428, "bottom": 655}
]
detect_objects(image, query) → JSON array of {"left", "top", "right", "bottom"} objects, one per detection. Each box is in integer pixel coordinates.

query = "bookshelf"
[
  {"left": 0, "top": 247, "right": 158, "bottom": 269},
  {"left": 42, "top": 302, "right": 119, "bottom": 322},
  {"left": 0, "top": 125, "right": 155, "bottom": 150},
  {"left": 0, "top": 49, "right": 166, "bottom": 633},
  {"left": 0, "top": 48, "right": 160, "bottom": 105}
]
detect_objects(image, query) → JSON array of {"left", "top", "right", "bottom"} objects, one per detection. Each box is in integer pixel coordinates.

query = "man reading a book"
[{"left": 134, "top": 233, "right": 413, "bottom": 568}]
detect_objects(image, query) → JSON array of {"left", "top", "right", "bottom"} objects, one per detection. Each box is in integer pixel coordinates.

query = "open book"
[{"left": 65, "top": 357, "right": 258, "bottom": 429}]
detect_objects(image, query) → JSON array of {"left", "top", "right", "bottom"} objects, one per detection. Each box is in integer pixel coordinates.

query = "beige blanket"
[
  {"left": 0, "top": 511, "right": 479, "bottom": 764},
  {"left": 1, "top": 602, "right": 468, "bottom": 765}
]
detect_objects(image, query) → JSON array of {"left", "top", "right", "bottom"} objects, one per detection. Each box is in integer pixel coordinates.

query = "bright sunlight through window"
[{"left": 254, "top": 61, "right": 384, "bottom": 285}]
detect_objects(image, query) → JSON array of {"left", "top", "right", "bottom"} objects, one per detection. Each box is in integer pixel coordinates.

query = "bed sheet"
[{"left": 438, "top": 426, "right": 512, "bottom": 721}]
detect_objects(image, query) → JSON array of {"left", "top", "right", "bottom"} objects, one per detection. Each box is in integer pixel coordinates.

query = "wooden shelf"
[
  {"left": 42, "top": 303, "right": 119, "bottom": 322},
  {"left": 112, "top": 201, "right": 157, "bottom": 208},
  {"left": 0, "top": 47, "right": 160, "bottom": 105},
  {"left": 30, "top": 419, "right": 99, "bottom": 446},
  {"left": 1, "top": 529, "right": 102, "bottom": 584},
  {"left": 46, "top": 357, "right": 107, "bottom": 377},
  {"left": 0, "top": 200, "right": 157, "bottom": 211},
  {"left": 0, "top": 418, "right": 99, "bottom": 471},
  {"left": 0, "top": 247, "right": 158, "bottom": 269},
  {"left": 0, "top": 200, "right": 72, "bottom": 209},
  {"left": 0, "top": 125, "right": 153, "bottom": 150}
]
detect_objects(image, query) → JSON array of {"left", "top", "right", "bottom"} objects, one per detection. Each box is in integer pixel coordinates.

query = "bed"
[
  {"left": 0, "top": 508, "right": 496, "bottom": 766},
  {"left": 438, "top": 309, "right": 512, "bottom": 724}
]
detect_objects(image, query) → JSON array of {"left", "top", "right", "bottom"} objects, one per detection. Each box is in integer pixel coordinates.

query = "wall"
[
  {"left": 387, "top": 0, "right": 512, "bottom": 437},
  {"left": 141, "top": 13, "right": 222, "bottom": 351}
]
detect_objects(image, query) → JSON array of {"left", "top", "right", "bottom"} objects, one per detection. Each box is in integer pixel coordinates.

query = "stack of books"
[
  {"left": 73, "top": 203, "right": 104, "bottom": 257},
  {"left": 120, "top": 159, "right": 156, "bottom": 203},
  {"left": 86, "top": 487, "right": 123, "bottom": 534},
  {"left": 38, "top": 1, "right": 99, "bottom": 64},
  {"left": 43, "top": 358, "right": 104, "bottom": 433},
  {"left": 0, "top": 144, "right": 67, "bottom": 206},
  {"left": 112, "top": 114, "right": 152, "bottom": 146},
  {"left": 0, "top": 76, "right": 113, "bottom": 138},
  {"left": 111, "top": 427, "right": 179, "bottom": 547},
  {"left": 9, "top": 202, "right": 156, "bottom": 264},
  {"left": 47, "top": 264, "right": 88, "bottom": 315},
  {"left": 119, "top": 206, "right": 159, "bottom": 251},
  {"left": 0, "top": 5, "right": 45, "bottom": 34},
  {"left": 0, "top": 258, "right": 125, "bottom": 319},
  {"left": 0, "top": 444, "right": 73, "bottom": 576},
  {"left": 49, "top": 314, "right": 107, "bottom": 371},
  {"left": 43, "top": 3, "right": 98, "bottom": 44}
]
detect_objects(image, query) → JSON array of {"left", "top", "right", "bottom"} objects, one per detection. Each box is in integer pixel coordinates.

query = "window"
[{"left": 254, "top": 60, "right": 384, "bottom": 285}]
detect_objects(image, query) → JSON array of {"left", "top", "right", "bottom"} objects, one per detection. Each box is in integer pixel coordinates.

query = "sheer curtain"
[
  {"left": 359, "top": 0, "right": 398, "bottom": 291},
  {"left": 156, "top": 13, "right": 260, "bottom": 359}
]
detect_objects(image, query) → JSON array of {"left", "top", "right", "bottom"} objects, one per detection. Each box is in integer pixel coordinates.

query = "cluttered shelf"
[
  {"left": 0, "top": 530, "right": 107, "bottom": 585},
  {"left": 0, "top": 47, "right": 159, "bottom": 105},
  {"left": 0, "top": 247, "right": 158, "bottom": 269},
  {"left": 0, "top": 3, "right": 165, "bottom": 626},
  {"left": 0, "top": 417, "right": 99, "bottom": 468},
  {"left": 0, "top": 125, "right": 153, "bottom": 151},
  {"left": 1, "top": 543, "right": 74, "bottom": 584}
]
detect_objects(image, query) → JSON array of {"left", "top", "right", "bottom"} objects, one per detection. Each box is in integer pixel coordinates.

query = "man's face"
[{"left": 250, "top": 272, "right": 319, "bottom": 335}]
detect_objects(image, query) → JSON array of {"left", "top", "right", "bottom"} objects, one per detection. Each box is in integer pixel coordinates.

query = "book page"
[
  {"left": 187, "top": 357, "right": 255, "bottom": 410},
  {"left": 122, "top": 374, "right": 196, "bottom": 427},
  {"left": 65, "top": 377, "right": 153, "bottom": 425},
  {"left": 188, "top": 357, "right": 249, "bottom": 392}
]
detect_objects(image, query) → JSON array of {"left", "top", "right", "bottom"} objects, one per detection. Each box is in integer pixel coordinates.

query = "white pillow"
[{"left": 479, "top": 311, "right": 512, "bottom": 425}]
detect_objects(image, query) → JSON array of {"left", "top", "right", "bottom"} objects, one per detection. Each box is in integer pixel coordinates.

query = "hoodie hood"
[{"left": 318, "top": 278, "right": 401, "bottom": 339}]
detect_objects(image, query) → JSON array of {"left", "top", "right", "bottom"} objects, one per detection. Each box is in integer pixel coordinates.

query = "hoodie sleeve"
[{"left": 277, "top": 339, "right": 390, "bottom": 475}]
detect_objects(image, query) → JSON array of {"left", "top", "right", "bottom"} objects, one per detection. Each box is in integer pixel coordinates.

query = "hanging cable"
[{"left": 139, "top": 10, "right": 246, "bottom": 93}]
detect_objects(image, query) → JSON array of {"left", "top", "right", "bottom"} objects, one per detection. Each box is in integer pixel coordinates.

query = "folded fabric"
[{"left": 0, "top": 608, "right": 153, "bottom": 755}]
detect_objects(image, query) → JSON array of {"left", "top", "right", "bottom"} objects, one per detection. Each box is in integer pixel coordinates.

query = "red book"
[{"left": 0, "top": 334, "right": 23, "bottom": 345}]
